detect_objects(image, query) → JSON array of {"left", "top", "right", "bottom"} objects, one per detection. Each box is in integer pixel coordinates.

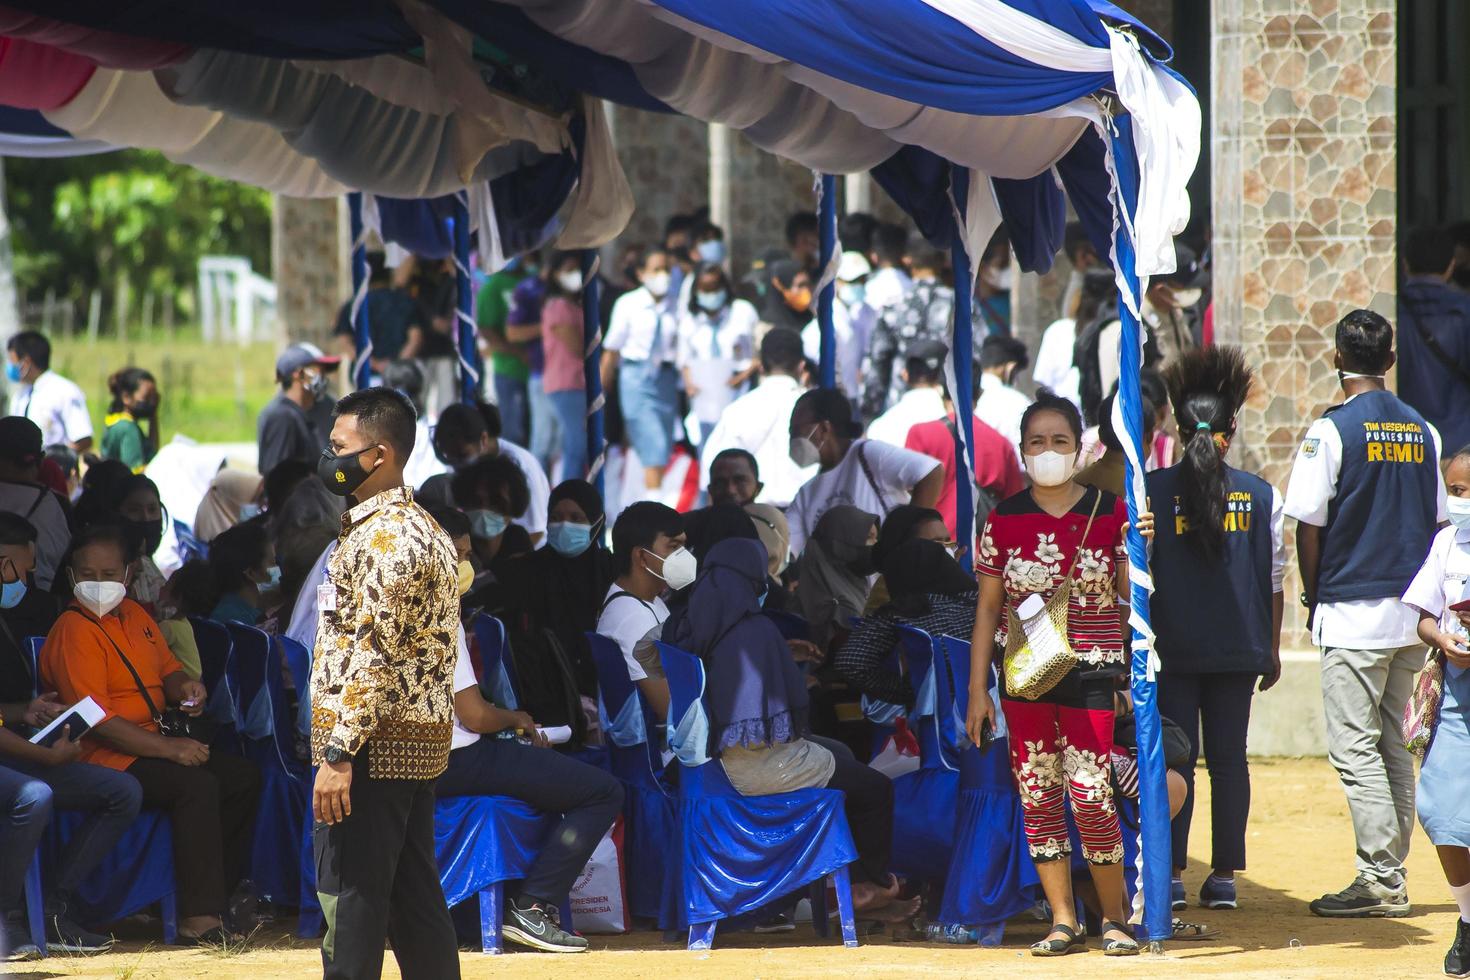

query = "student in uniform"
[
  {"left": 1147, "top": 347, "right": 1286, "bottom": 913},
  {"left": 1284, "top": 309, "right": 1446, "bottom": 919}
]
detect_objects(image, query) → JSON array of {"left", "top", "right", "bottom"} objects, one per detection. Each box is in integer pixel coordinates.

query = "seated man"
[{"left": 0, "top": 513, "right": 142, "bottom": 958}]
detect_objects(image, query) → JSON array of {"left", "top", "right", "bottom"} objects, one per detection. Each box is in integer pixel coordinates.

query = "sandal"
[
  {"left": 174, "top": 926, "right": 236, "bottom": 947},
  {"left": 1172, "top": 918, "right": 1219, "bottom": 941},
  {"left": 1030, "top": 922, "right": 1087, "bottom": 956},
  {"left": 1101, "top": 919, "right": 1140, "bottom": 956}
]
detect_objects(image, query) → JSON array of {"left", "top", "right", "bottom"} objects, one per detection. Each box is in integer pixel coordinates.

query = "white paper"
[
  {"left": 28, "top": 696, "right": 105, "bottom": 745},
  {"left": 538, "top": 725, "right": 572, "bottom": 745}
]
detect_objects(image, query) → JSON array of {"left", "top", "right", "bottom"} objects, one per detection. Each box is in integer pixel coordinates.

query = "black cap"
[
  {"left": 1158, "top": 242, "right": 1207, "bottom": 289},
  {"left": 904, "top": 338, "right": 949, "bottom": 369},
  {"left": 0, "top": 417, "right": 42, "bottom": 465}
]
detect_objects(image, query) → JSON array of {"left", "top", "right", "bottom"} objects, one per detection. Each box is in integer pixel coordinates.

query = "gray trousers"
[{"left": 1320, "top": 644, "right": 1427, "bottom": 885}]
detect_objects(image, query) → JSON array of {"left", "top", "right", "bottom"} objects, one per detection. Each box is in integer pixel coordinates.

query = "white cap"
[{"left": 837, "top": 250, "right": 872, "bottom": 282}]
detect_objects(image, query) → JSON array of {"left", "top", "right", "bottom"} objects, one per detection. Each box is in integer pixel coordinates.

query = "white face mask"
[
  {"left": 789, "top": 425, "right": 823, "bottom": 468},
  {"left": 1024, "top": 449, "right": 1078, "bottom": 487},
  {"left": 74, "top": 579, "right": 127, "bottom": 617},
  {"left": 695, "top": 240, "right": 726, "bottom": 264},
  {"left": 1169, "top": 286, "right": 1203, "bottom": 308},
  {"left": 556, "top": 270, "right": 584, "bottom": 293},
  {"left": 1448, "top": 496, "right": 1470, "bottom": 531},
  {"left": 982, "top": 265, "right": 1014, "bottom": 292},
  {"left": 643, "top": 271, "right": 671, "bottom": 297},
  {"left": 644, "top": 546, "right": 697, "bottom": 591}
]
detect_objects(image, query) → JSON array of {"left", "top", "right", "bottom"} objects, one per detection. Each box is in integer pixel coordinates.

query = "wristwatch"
[{"left": 324, "top": 746, "right": 352, "bottom": 765}]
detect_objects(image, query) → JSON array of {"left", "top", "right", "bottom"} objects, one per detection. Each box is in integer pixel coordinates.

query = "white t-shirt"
[
  {"left": 698, "top": 375, "right": 815, "bottom": 507},
  {"left": 450, "top": 625, "right": 482, "bottom": 750},
  {"left": 596, "top": 584, "right": 669, "bottom": 682},
  {"left": 976, "top": 373, "right": 1031, "bottom": 463},
  {"left": 866, "top": 387, "right": 947, "bottom": 449},
  {"left": 865, "top": 267, "right": 913, "bottom": 315},
  {"left": 605, "top": 286, "right": 677, "bottom": 363},
  {"left": 1402, "top": 525, "right": 1470, "bottom": 638},
  {"left": 10, "top": 370, "right": 92, "bottom": 447},
  {"left": 1283, "top": 399, "right": 1447, "bottom": 650},
  {"left": 801, "top": 303, "right": 864, "bottom": 400},
  {"left": 1033, "top": 317, "right": 1077, "bottom": 394},
  {"left": 500, "top": 438, "right": 550, "bottom": 545},
  {"left": 676, "top": 300, "right": 758, "bottom": 424},
  {"left": 786, "top": 438, "right": 940, "bottom": 557}
]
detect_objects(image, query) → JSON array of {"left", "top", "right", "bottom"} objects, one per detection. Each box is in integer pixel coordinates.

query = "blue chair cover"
[
  {"left": 472, "top": 614, "right": 518, "bottom": 710},
  {"left": 656, "top": 642, "right": 858, "bottom": 945},
  {"left": 173, "top": 519, "right": 208, "bottom": 563},
  {"left": 278, "top": 635, "right": 313, "bottom": 743},
  {"left": 885, "top": 626, "right": 958, "bottom": 883},
  {"left": 934, "top": 635, "right": 1041, "bottom": 934},
  {"left": 434, "top": 796, "right": 556, "bottom": 907},
  {"left": 225, "top": 624, "right": 309, "bottom": 906},
  {"left": 188, "top": 616, "right": 241, "bottom": 753},
  {"left": 586, "top": 632, "right": 672, "bottom": 922}
]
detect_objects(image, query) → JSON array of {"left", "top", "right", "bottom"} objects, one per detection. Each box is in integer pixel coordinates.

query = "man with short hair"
[
  {"left": 867, "top": 339, "right": 950, "bottom": 448},
  {"left": 5, "top": 331, "right": 91, "bottom": 452},
  {"left": 258, "top": 343, "right": 342, "bottom": 477},
  {"left": 785, "top": 211, "right": 820, "bottom": 273},
  {"left": 975, "top": 334, "right": 1032, "bottom": 459},
  {"left": 1286, "top": 309, "right": 1445, "bottom": 919},
  {"left": 418, "top": 402, "right": 548, "bottom": 545},
  {"left": 707, "top": 449, "right": 762, "bottom": 508},
  {"left": 1397, "top": 225, "right": 1470, "bottom": 453},
  {"left": 864, "top": 223, "right": 913, "bottom": 316},
  {"left": 0, "top": 418, "right": 70, "bottom": 590},
  {"left": 597, "top": 502, "right": 688, "bottom": 719},
  {"left": 1033, "top": 222, "right": 1099, "bottom": 400},
  {"left": 699, "top": 329, "right": 814, "bottom": 507},
  {"left": 311, "top": 386, "right": 461, "bottom": 980}
]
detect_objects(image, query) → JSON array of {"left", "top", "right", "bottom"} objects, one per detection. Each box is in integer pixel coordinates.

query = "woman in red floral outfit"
[{"left": 967, "top": 391, "right": 1153, "bottom": 957}]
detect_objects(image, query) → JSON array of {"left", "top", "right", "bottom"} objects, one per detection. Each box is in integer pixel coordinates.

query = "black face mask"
[
  {"left": 130, "top": 399, "right": 158, "bottom": 420},
  {"left": 318, "top": 446, "right": 379, "bottom": 498},
  {"left": 124, "top": 517, "right": 164, "bottom": 557}
]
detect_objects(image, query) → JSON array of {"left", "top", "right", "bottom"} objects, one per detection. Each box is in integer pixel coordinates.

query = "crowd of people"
[{"left": 0, "top": 212, "right": 1468, "bottom": 978}]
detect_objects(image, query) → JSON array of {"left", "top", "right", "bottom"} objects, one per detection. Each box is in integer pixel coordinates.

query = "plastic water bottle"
[{"left": 924, "top": 922, "right": 980, "bottom": 944}]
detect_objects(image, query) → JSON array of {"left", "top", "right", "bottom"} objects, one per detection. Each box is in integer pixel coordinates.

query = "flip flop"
[
  {"left": 1171, "top": 918, "right": 1220, "bottom": 941},
  {"left": 1031, "top": 922, "right": 1087, "bottom": 956}
]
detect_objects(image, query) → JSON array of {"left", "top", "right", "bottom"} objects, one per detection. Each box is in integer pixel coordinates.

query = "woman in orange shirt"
[{"left": 41, "top": 526, "right": 261, "bottom": 944}]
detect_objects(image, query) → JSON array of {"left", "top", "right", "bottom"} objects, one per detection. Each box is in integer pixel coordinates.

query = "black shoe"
[
  {"left": 46, "top": 911, "right": 114, "bottom": 954},
  {"left": 1447, "top": 918, "right": 1470, "bottom": 979},
  {"left": 225, "top": 879, "right": 261, "bottom": 934},
  {"left": 503, "top": 898, "right": 589, "bottom": 953},
  {"left": 1, "top": 919, "right": 40, "bottom": 962},
  {"left": 1308, "top": 875, "right": 1410, "bottom": 918},
  {"left": 753, "top": 912, "right": 796, "bottom": 934}
]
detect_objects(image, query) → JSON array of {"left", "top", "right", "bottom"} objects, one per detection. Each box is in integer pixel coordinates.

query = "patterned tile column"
[
  {"left": 1213, "top": 0, "right": 1396, "bottom": 634},
  {"left": 271, "top": 195, "right": 348, "bottom": 348}
]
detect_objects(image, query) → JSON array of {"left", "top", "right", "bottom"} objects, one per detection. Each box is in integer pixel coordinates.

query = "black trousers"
[
  {"left": 1157, "top": 670, "right": 1257, "bottom": 873},
  {"left": 127, "top": 752, "right": 261, "bottom": 918},
  {"left": 817, "top": 737, "right": 894, "bottom": 886},
  {"left": 313, "top": 752, "right": 459, "bottom": 980},
  {"left": 434, "top": 737, "right": 623, "bottom": 904}
]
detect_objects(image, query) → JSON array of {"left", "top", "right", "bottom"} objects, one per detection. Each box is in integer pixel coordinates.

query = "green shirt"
[
  {"left": 101, "top": 413, "right": 149, "bottom": 472},
  {"left": 477, "top": 269, "right": 529, "bottom": 382}
]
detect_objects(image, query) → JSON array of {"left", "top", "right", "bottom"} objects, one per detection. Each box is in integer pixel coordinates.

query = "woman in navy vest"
[{"left": 1147, "top": 346, "right": 1285, "bottom": 914}]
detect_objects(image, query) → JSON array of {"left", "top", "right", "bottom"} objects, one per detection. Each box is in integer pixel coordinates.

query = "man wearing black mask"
[{"left": 257, "top": 343, "right": 342, "bottom": 477}]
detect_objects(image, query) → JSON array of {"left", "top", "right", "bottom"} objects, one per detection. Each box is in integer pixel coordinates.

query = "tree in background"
[{"left": 8, "top": 150, "right": 271, "bottom": 327}]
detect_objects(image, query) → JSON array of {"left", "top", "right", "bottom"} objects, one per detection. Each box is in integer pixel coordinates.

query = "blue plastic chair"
[
  {"left": 25, "top": 638, "right": 179, "bottom": 944},
  {"left": 885, "top": 626, "right": 959, "bottom": 884},
  {"left": 224, "top": 624, "right": 309, "bottom": 907},
  {"left": 656, "top": 641, "right": 859, "bottom": 951},
  {"left": 188, "top": 617, "right": 241, "bottom": 754},
  {"left": 173, "top": 518, "right": 208, "bottom": 563},
  {"left": 933, "top": 634, "right": 1041, "bottom": 940},
  {"left": 585, "top": 632, "right": 672, "bottom": 923},
  {"left": 471, "top": 614, "right": 519, "bottom": 710}
]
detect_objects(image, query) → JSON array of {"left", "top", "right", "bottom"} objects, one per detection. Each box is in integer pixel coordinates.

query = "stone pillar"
[
  {"left": 723, "top": 133, "right": 816, "bottom": 277},
  {"left": 608, "top": 105, "right": 709, "bottom": 250},
  {"left": 1213, "top": 1, "right": 1396, "bottom": 641},
  {"left": 271, "top": 196, "right": 348, "bottom": 347}
]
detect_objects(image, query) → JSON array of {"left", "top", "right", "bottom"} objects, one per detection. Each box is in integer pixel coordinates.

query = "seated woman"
[
  {"left": 39, "top": 526, "right": 262, "bottom": 944},
  {"left": 664, "top": 538, "right": 909, "bottom": 918},
  {"left": 864, "top": 505, "right": 953, "bottom": 615},
  {"left": 451, "top": 454, "right": 534, "bottom": 617},
  {"left": 837, "top": 538, "right": 977, "bottom": 708},
  {"left": 795, "top": 505, "right": 879, "bottom": 657},
  {"left": 76, "top": 473, "right": 169, "bottom": 614},
  {"left": 744, "top": 503, "right": 793, "bottom": 613},
  {"left": 207, "top": 523, "right": 278, "bottom": 626},
  {"left": 193, "top": 469, "right": 264, "bottom": 543}
]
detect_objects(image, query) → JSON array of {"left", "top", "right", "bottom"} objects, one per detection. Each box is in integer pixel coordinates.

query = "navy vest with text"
[
  {"left": 1317, "top": 390, "right": 1438, "bottom": 604},
  {"left": 1147, "top": 465, "right": 1274, "bottom": 674}
]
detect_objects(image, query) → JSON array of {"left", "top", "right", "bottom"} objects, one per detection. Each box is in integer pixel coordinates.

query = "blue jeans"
[
  {"left": 493, "top": 373, "right": 529, "bottom": 446},
  {"left": 528, "top": 373, "right": 560, "bottom": 472},
  {"left": 546, "top": 389, "right": 588, "bottom": 479},
  {"left": 0, "top": 761, "right": 141, "bottom": 914}
]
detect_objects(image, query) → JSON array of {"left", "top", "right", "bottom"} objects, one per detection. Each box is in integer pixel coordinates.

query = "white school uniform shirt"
[
  {"left": 596, "top": 584, "right": 669, "bottom": 682},
  {"left": 1402, "top": 524, "right": 1470, "bottom": 639},
  {"left": 864, "top": 267, "right": 913, "bottom": 315},
  {"left": 866, "top": 387, "right": 947, "bottom": 449},
  {"left": 801, "top": 303, "right": 864, "bottom": 399},
  {"left": 1033, "top": 317, "right": 1077, "bottom": 395},
  {"left": 698, "top": 374, "right": 815, "bottom": 507},
  {"left": 450, "top": 625, "right": 483, "bottom": 750},
  {"left": 500, "top": 437, "right": 550, "bottom": 545},
  {"left": 10, "top": 370, "right": 92, "bottom": 446},
  {"left": 786, "top": 438, "right": 940, "bottom": 557},
  {"left": 676, "top": 299, "right": 758, "bottom": 424},
  {"left": 605, "top": 286, "right": 677, "bottom": 364},
  {"left": 1283, "top": 396, "right": 1447, "bottom": 650},
  {"left": 975, "top": 373, "right": 1031, "bottom": 463}
]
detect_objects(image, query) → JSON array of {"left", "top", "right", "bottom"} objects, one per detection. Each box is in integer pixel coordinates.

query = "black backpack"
[{"left": 500, "top": 626, "right": 589, "bottom": 747}]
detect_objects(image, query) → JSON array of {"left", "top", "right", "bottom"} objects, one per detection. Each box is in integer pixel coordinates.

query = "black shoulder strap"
[
  {"left": 1401, "top": 293, "right": 1470, "bottom": 390},
  {"left": 855, "top": 442, "right": 891, "bottom": 516},
  {"left": 22, "top": 485, "right": 47, "bottom": 520},
  {"left": 62, "top": 608, "right": 163, "bottom": 723},
  {"left": 599, "top": 590, "right": 654, "bottom": 618}
]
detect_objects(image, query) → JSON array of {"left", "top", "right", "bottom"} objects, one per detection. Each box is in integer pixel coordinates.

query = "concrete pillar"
[
  {"left": 608, "top": 105, "right": 709, "bottom": 250},
  {"left": 271, "top": 196, "right": 349, "bottom": 348},
  {"left": 722, "top": 132, "right": 815, "bottom": 276}
]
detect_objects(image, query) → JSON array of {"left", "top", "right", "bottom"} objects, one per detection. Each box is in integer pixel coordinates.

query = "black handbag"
[{"left": 64, "top": 609, "right": 218, "bottom": 744}]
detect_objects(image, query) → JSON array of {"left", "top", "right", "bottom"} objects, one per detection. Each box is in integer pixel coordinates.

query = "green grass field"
[{"left": 51, "top": 328, "right": 280, "bottom": 445}]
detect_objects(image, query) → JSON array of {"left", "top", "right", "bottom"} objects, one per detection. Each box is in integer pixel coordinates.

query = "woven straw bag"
[{"left": 1002, "top": 493, "right": 1101, "bottom": 701}]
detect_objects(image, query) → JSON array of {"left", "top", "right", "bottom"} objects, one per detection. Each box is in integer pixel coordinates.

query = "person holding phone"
[{"left": 1400, "top": 446, "right": 1470, "bottom": 978}]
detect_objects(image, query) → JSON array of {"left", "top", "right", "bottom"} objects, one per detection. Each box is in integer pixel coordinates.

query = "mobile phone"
[
  {"left": 180, "top": 698, "right": 201, "bottom": 709},
  {"left": 978, "top": 718, "right": 995, "bottom": 753}
]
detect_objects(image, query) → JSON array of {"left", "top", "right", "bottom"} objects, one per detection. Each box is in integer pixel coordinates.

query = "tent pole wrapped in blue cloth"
[
  {"left": 948, "top": 166, "right": 978, "bottom": 565},
  {"left": 347, "top": 192, "right": 373, "bottom": 391},
  {"left": 450, "top": 193, "right": 481, "bottom": 404},
  {"left": 815, "top": 173, "right": 837, "bottom": 390},
  {"left": 581, "top": 250, "right": 605, "bottom": 491}
]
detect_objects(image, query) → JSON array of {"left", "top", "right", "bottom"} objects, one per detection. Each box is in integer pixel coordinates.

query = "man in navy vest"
[{"left": 1285, "top": 309, "right": 1446, "bottom": 918}]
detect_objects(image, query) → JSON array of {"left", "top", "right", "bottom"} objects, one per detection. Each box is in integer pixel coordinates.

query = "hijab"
[
  {"left": 760, "top": 258, "right": 810, "bottom": 333},
  {"left": 880, "top": 538, "right": 976, "bottom": 618},
  {"left": 521, "top": 479, "right": 613, "bottom": 694},
  {"left": 744, "top": 504, "right": 790, "bottom": 578},
  {"left": 665, "top": 538, "right": 809, "bottom": 751},
  {"left": 796, "top": 505, "right": 878, "bottom": 650},
  {"left": 685, "top": 503, "right": 760, "bottom": 565},
  {"left": 872, "top": 504, "right": 945, "bottom": 571},
  {"left": 193, "top": 468, "right": 263, "bottom": 542}
]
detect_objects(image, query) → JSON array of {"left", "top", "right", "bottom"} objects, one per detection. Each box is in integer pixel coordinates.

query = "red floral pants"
[{"left": 1002, "top": 699, "right": 1123, "bottom": 865}]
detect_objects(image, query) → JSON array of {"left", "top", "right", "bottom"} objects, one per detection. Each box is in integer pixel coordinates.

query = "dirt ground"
[{"left": 6, "top": 757, "right": 1454, "bottom": 979}]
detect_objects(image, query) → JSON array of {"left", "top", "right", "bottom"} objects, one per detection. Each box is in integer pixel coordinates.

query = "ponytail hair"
[
  {"left": 107, "top": 366, "right": 155, "bottom": 413},
  {"left": 1163, "top": 346, "right": 1253, "bottom": 557}
]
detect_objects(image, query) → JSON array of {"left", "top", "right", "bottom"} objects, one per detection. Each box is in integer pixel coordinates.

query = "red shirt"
[
  {"left": 976, "top": 486, "right": 1129, "bottom": 667},
  {"left": 905, "top": 414, "right": 1025, "bottom": 538}
]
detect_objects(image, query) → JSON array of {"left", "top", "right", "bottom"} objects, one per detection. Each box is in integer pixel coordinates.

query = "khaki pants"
[{"left": 1320, "top": 644, "right": 1427, "bottom": 885}]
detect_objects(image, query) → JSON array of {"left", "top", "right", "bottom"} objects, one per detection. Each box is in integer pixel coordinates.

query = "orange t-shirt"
[{"left": 40, "top": 598, "right": 186, "bottom": 771}]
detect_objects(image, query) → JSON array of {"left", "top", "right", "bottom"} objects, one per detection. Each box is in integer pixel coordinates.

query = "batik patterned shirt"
[{"left": 311, "top": 485, "right": 460, "bottom": 779}]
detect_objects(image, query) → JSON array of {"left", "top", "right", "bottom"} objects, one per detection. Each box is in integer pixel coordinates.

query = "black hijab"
[
  {"left": 521, "top": 479, "right": 613, "bottom": 692},
  {"left": 880, "top": 539, "right": 976, "bottom": 618},
  {"left": 873, "top": 504, "right": 946, "bottom": 571}
]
